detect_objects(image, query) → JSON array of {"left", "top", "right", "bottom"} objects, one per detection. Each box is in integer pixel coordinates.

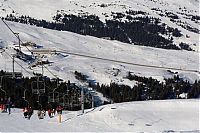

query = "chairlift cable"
[
  {"left": 2, "top": 19, "right": 198, "bottom": 78},
  {"left": 1, "top": 19, "right": 60, "bottom": 79},
  {"left": 4, "top": 50, "right": 33, "bottom": 76}
]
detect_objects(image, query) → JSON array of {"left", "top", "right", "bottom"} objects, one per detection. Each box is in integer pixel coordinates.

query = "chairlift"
[
  {"left": 0, "top": 76, "right": 6, "bottom": 97},
  {"left": 51, "top": 78, "right": 63, "bottom": 82},
  {"left": 61, "top": 93, "right": 73, "bottom": 109},
  {"left": 31, "top": 76, "right": 45, "bottom": 94},
  {"left": 48, "top": 92, "right": 59, "bottom": 103}
]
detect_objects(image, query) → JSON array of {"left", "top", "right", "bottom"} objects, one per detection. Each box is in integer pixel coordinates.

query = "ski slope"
[
  {"left": 0, "top": 0, "right": 199, "bottom": 86},
  {"left": 0, "top": 99, "right": 199, "bottom": 132},
  {"left": 0, "top": 19, "right": 199, "bottom": 86},
  {"left": 0, "top": 1, "right": 199, "bottom": 132}
]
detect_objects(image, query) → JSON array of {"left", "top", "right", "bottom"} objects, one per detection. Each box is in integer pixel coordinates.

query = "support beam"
[
  {"left": 12, "top": 55, "right": 15, "bottom": 78},
  {"left": 81, "top": 88, "right": 84, "bottom": 114},
  {"left": 14, "top": 33, "right": 21, "bottom": 52},
  {"left": 92, "top": 95, "right": 94, "bottom": 108}
]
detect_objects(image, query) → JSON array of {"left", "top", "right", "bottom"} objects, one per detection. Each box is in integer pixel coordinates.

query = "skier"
[
  {"left": 48, "top": 108, "right": 52, "bottom": 118},
  {"left": 7, "top": 103, "right": 11, "bottom": 115},
  {"left": 42, "top": 109, "right": 46, "bottom": 117},
  {"left": 23, "top": 107, "right": 28, "bottom": 118},
  {"left": 7, "top": 97, "right": 12, "bottom": 115},
  {"left": 37, "top": 109, "right": 42, "bottom": 119},
  {"left": 52, "top": 109, "right": 56, "bottom": 117},
  {"left": 37, "top": 109, "right": 45, "bottom": 119},
  {"left": 56, "top": 105, "right": 63, "bottom": 115},
  {"left": 0, "top": 97, "right": 3, "bottom": 111},
  {"left": 1, "top": 98, "right": 7, "bottom": 113},
  {"left": 27, "top": 107, "right": 33, "bottom": 120}
]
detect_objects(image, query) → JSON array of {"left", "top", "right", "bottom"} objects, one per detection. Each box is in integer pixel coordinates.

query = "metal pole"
[
  {"left": 19, "top": 35, "right": 21, "bottom": 51},
  {"left": 24, "top": 88, "right": 29, "bottom": 107},
  {"left": 1, "top": 89, "right": 6, "bottom": 97},
  {"left": 25, "top": 99, "right": 29, "bottom": 107},
  {"left": 12, "top": 55, "right": 15, "bottom": 78},
  {"left": 0, "top": 76, "right": 6, "bottom": 97},
  {"left": 42, "top": 64, "right": 44, "bottom": 76},
  {"left": 37, "top": 76, "right": 41, "bottom": 109},
  {"left": 81, "top": 88, "right": 84, "bottom": 114},
  {"left": 62, "top": 94, "right": 65, "bottom": 107},
  {"left": 38, "top": 92, "right": 41, "bottom": 108},
  {"left": 92, "top": 95, "right": 94, "bottom": 108},
  {"left": 57, "top": 78, "right": 59, "bottom": 88},
  {"left": 17, "top": 33, "right": 21, "bottom": 52},
  {"left": 53, "top": 78, "right": 59, "bottom": 103},
  {"left": 53, "top": 89, "right": 55, "bottom": 102},
  {"left": 0, "top": 76, "right": 2, "bottom": 88},
  {"left": 37, "top": 76, "right": 39, "bottom": 91},
  {"left": 24, "top": 89, "right": 26, "bottom": 100},
  {"left": 38, "top": 91, "right": 40, "bottom": 102},
  {"left": 14, "top": 33, "right": 21, "bottom": 52},
  {"left": 53, "top": 79, "right": 57, "bottom": 103}
]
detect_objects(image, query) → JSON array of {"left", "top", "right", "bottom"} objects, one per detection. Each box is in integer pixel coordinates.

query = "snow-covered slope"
[
  {"left": 0, "top": 99, "right": 199, "bottom": 132},
  {"left": 0, "top": 0, "right": 199, "bottom": 85},
  {"left": 0, "top": 1, "right": 199, "bottom": 132},
  {"left": 0, "top": 20, "right": 199, "bottom": 86},
  {"left": 0, "top": 0, "right": 199, "bottom": 22},
  {"left": 0, "top": 0, "right": 199, "bottom": 51}
]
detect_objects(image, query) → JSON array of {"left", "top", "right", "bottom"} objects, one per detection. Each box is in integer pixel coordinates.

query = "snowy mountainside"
[
  {"left": 0, "top": 0, "right": 199, "bottom": 51},
  {"left": 0, "top": 1, "right": 199, "bottom": 132},
  {"left": 0, "top": 0, "right": 199, "bottom": 87},
  {"left": 0, "top": 20, "right": 199, "bottom": 86},
  {"left": 0, "top": 99, "right": 199, "bottom": 132}
]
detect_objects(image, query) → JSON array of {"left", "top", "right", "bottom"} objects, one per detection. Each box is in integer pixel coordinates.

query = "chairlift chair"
[
  {"left": 48, "top": 92, "right": 59, "bottom": 103},
  {"left": 31, "top": 80, "right": 45, "bottom": 94}
]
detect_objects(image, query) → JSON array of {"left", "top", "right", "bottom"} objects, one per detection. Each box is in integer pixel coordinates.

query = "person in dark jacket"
[
  {"left": 7, "top": 97, "right": 12, "bottom": 115},
  {"left": 27, "top": 107, "right": 33, "bottom": 120},
  {"left": 46, "top": 103, "right": 52, "bottom": 118},
  {"left": 7, "top": 103, "right": 11, "bottom": 115},
  {"left": 52, "top": 109, "right": 56, "bottom": 117},
  {"left": 48, "top": 109, "right": 52, "bottom": 118},
  {"left": 56, "top": 105, "right": 63, "bottom": 115},
  {"left": 23, "top": 107, "right": 28, "bottom": 118}
]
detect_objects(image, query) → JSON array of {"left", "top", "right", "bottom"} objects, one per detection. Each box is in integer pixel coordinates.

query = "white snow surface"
[
  {"left": 0, "top": 1, "right": 199, "bottom": 132},
  {"left": 0, "top": 19, "right": 199, "bottom": 86},
  {"left": 0, "top": 0, "right": 199, "bottom": 50},
  {"left": 0, "top": 99, "right": 199, "bottom": 132},
  {"left": 0, "top": 0, "right": 199, "bottom": 86}
]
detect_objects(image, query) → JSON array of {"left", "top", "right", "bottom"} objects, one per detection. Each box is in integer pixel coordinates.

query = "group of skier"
[
  {"left": 23, "top": 103, "right": 63, "bottom": 120},
  {"left": 1, "top": 97, "right": 63, "bottom": 120}
]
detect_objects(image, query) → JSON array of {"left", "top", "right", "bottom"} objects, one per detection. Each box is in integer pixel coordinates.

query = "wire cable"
[
  {"left": 1, "top": 18, "right": 59, "bottom": 78},
  {"left": 1, "top": 18, "right": 199, "bottom": 77},
  {"left": 4, "top": 50, "right": 33, "bottom": 76}
]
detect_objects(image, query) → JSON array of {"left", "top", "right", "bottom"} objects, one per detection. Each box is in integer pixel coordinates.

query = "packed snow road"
[{"left": 0, "top": 99, "right": 199, "bottom": 132}]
